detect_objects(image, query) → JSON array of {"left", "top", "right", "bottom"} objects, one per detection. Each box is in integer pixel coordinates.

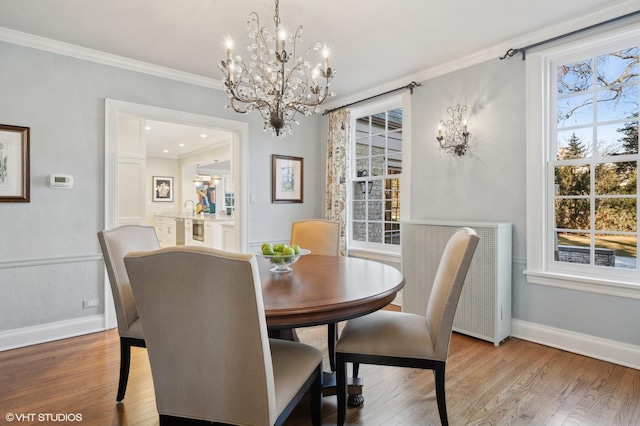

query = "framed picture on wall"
[
  {"left": 272, "top": 154, "right": 303, "bottom": 203},
  {"left": 0, "top": 124, "right": 30, "bottom": 202},
  {"left": 153, "top": 176, "right": 174, "bottom": 202}
]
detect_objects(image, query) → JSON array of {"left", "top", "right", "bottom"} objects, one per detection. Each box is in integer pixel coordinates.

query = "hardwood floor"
[{"left": 2, "top": 322, "right": 640, "bottom": 425}]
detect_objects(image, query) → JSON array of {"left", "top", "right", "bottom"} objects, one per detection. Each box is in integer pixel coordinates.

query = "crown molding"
[
  {"left": 0, "top": 26, "right": 224, "bottom": 90},
  {"left": 2, "top": 0, "right": 638, "bottom": 104},
  {"left": 321, "top": 0, "right": 640, "bottom": 111}
]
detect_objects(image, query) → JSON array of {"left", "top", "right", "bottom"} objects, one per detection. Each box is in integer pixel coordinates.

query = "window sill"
[{"left": 524, "top": 269, "right": 640, "bottom": 300}]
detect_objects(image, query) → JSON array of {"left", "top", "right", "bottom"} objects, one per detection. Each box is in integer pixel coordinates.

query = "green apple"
[
  {"left": 262, "top": 245, "right": 275, "bottom": 256},
  {"left": 290, "top": 244, "right": 301, "bottom": 254},
  {"left": 273, "top": 243, "right": 287, "bottom": 253}
]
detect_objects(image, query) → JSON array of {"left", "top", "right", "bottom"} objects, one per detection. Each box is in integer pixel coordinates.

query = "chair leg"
[
  {"left": 311, "top": 365, "right": 323, "bottom": 426},
  {"left": 434, "top": 363, "right": 449, "bottom": 426},
  {"left": 336, "top": 353, "right": 348, "bottom": 426},
  {"left": 116, "top": 338, "right": 131, "bottom": 402},
  {"left": 328, "top": 322, "right": 338, "bottom": 371}
]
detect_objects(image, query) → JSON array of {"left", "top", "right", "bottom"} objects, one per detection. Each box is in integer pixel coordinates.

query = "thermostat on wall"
[{"left": 48, "top": 174, "right": 73, "bottom": 188}]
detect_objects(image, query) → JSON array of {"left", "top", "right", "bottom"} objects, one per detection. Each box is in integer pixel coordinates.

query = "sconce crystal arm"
[{"left": 436, "top": 104, "right": 471, "bottom": 156}]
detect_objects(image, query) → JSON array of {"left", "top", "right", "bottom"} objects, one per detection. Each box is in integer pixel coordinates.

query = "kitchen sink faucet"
[{"left": 183, "top": 200, "right": 195, "bottom": 216}]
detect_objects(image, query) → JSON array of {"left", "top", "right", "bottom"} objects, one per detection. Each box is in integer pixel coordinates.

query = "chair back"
[
  {"left": 97, "top": 225, "right": 160, "bottom": 337},
  {"left": 123, "top": 246, "right": 278, "bottom": 425},
  {"left": 291, "top": 219, "right": 340, "bottom": 256},
  {"left": 426, "top": 227, "right": 479, "bottom": 359}
]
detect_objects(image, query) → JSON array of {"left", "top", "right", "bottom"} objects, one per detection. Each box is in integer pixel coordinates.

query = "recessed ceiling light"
[
  {"left": 179, "top": 143, "right": 185, "bottom": 147},
  {"left": 145, "top": 126, "right": 151, "bottom": 130},
  {"left": 200, "top": 134, "right": 207, "bottom": 138},
  {"left": 163, "top": 149, "right": 169, "bottom": 153}
]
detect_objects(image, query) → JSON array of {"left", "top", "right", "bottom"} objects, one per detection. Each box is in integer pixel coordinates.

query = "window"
[
  {"left": 526, "top": 26, "right": 640, "bottom": 296},
  {"left": 349, "top": 98, "right": 404, "bottom": 254}
]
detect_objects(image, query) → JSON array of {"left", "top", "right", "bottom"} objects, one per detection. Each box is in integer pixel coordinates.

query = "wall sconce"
[
  {"left": 436, "top": 104, "right": 471, "bottom": 156},
  {"left": 357, "top": 170, "right": 374, "bottom": 194}
]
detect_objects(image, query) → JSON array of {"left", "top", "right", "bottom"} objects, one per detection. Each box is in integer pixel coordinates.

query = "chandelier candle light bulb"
[
  {"left": 226, "top": 38, "right": 233, "bottom": 61},
  {"left": 278, "top": 28, "right": 286, "bottom": 53},
  {"left": 323, "top": 47, "right": 330, "bottom": 74},
  {"left": 219, "top": 0, "right": 336, "bottom": 137}
]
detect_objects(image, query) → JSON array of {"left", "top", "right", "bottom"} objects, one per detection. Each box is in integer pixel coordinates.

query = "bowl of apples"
[{"left": 258, "top": 243, "right": 310, "bottom": 273}]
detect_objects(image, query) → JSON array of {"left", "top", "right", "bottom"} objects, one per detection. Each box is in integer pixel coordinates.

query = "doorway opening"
[{"left": 103, "top": 99, "right": 249, "bottom": 329}]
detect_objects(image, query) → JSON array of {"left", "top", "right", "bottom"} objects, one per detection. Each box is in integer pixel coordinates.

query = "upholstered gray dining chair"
[
  {"left": 291, "top": 219, "right": 341, "bottom": 371},
  {"left": 124, "top": 246, "right": 323, "bottom": 426},
  {"left": 97, "top": 225, "right": 160, "bottom": 401},
  {"left": 335, "top": 227, "right": 479, "bottom": 426}
]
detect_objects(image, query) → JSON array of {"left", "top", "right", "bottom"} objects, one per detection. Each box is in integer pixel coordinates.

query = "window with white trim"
[
  {"left": 349, "top": 98, "right": 403, "bottom": 254},
  {"left": 526, "top": 26, "right": 639, "bottom": 294}
]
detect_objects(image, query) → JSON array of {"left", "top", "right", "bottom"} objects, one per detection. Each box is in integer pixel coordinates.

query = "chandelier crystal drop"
[{"left": 218, "top": 0, "right": 336, "bottom": 137}]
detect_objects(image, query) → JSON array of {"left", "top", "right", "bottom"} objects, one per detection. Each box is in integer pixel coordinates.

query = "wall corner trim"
[{"left": 512, "top": 319, "right": 640, "bottom": 370}]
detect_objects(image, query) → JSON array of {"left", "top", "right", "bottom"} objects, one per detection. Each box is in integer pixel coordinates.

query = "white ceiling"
[
  {"left": 142, "top": 120, "right": 231, "bottom": 160},
  {"left": 0, "top": 0, "right": 637, "bottom": 154},
  {"left": 0, "top": 0, "right": 638, "bottom": 99}
]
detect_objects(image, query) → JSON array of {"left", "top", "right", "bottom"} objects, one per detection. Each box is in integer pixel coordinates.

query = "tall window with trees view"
[
  {"left": 351, "top": 106, "right": 402, "bottom": 251},
  {"left": 552, "top": 46, "right": 638, "bottom": 270}
]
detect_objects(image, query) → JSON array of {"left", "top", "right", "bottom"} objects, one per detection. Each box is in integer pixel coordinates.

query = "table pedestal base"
[
  {"left": 269, "top": 327, "right": 366, "bottom": 405},
  {"left": 320, "top": 372, "right": 364, "bottom": 406},
  {"left": 347, "top": 378, "right": 364, "bottom": 407}
]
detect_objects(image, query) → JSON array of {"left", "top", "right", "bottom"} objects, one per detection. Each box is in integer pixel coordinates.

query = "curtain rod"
[
  {"left": 322, "top": 81, "right": 421, "bottom": 115},
  {"left": 500, "top": 10, "right": 640, "bottom": 60}
]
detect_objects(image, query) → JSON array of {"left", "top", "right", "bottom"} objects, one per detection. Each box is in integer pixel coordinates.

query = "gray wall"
[
  {"left": 1, "top": 36, "right": 638, "bottom": 351},
  {"left": 409, "top": 57, "right": 640, "bottom": 347},
  {"left": 0, "top": 41, "right": 323, "bottom": 332}
]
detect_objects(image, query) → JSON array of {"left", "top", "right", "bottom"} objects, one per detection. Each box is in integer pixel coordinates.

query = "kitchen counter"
[
  {"left": 155, "top": 213, "right": 234, "bottom": 222},
  {"left": 155, "top": 213, "right": 236, "bottom": 250}
]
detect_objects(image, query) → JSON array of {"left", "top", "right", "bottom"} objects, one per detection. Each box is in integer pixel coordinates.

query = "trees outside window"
[{"left": 551, "top": 45, "right": 638, "bottom": 270}]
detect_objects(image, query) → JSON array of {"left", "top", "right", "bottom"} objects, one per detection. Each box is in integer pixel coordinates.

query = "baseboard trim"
[
  {"left": 0, "top": 315, "right": 106, "bottom": 352},
  {"left": 512, "top": 319, "right": 640, "bottom": 370},
  {"left": 3, "top": 315, "right": 638, "bottom": 371}
]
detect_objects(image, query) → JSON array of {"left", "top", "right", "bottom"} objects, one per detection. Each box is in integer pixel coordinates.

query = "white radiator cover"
[{"left": 401, "top": 220, "right": 512, "bottom": 346}]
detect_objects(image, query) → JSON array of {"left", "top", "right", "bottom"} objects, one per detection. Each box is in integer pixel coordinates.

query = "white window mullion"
[{"left": 526, "top": 24, "right": 640, "bottom": 297}]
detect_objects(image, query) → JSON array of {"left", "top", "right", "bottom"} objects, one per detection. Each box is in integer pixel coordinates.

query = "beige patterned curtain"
[{"left": 326, "top": 109, "right": 350, "bottom": 256}]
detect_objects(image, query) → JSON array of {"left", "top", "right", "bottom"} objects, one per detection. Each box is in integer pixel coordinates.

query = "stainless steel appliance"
[{"left": 192, "top": 219, "right": 205, "bottom": 242}]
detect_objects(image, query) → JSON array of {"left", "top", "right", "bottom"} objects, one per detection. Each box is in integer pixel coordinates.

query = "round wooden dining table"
[
  {"left": 258, "top": 254, "right": 405, "bottom": 329},
  {"left": 257, "top": 253, "right": 405, "bottom": 403}
]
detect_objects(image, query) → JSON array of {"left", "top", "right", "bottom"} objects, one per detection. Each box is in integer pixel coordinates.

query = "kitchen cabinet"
[
  {"left": 222, "top": 224, "right": 236, "bottom": 251},
  {"left": 155, "top": 216, "right": 176, "bottom": 247},
  {"left": 204, "top": 221, "right": 216, "bottom": 248},
  {"left": 184, "top": 218, "right": 196, "bottom": 245},
  {"left": 155, "top": 214, "right": 234, "bottom": 250}
]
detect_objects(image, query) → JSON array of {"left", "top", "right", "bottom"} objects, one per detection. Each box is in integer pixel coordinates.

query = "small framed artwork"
[
  {"left": 153, "top": 176, "right": 174, "bottom": 202},
  {"left": 272, "top": 154, "right": 303, "bottom": 203},
  {"left": 0, "top": 124, "right": 30, "bottom": 202}
]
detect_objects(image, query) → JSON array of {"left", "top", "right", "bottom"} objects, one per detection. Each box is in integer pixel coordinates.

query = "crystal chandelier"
[{"left": 219, "top": 0, "right": 336, "bottom": 137}]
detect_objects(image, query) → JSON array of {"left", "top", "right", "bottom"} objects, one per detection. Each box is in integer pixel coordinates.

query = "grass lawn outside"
[{"left": 557, "top": 233, "right": 637, "bottom": 258}]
